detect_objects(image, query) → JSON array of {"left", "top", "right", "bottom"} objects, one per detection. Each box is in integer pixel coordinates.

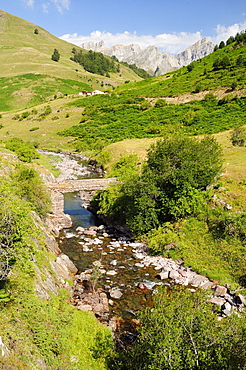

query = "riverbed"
[{"left": 47, "top": 151, "right": 244, "bottom": 341}]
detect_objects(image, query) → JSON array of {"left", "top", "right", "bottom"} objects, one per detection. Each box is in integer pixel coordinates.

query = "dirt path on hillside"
[{"left": 147, "top": 88, "right": 246, "bottom": 105}]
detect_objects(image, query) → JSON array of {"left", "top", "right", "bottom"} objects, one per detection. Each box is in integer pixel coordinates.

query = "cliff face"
[{"left": 81, "top": 37, "right": 214, "bottom": 76}]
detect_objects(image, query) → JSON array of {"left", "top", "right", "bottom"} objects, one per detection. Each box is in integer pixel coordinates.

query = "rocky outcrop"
[{"left": 81, "top": 37, "right": 214, "bottom": 76}]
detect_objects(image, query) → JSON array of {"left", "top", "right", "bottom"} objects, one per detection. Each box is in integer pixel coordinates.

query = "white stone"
[{"left": 106, "top": 270, "right": 118, "bottom": 276}]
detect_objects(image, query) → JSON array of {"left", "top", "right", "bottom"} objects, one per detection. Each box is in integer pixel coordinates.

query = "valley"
[{"left": 0, "top": 9, "right": 246, "bottom": 370}]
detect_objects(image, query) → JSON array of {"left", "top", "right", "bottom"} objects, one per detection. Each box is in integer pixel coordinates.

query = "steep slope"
[
  {"left": 81, "top": 37, "right": 214, "bottom": 76},
  {"left": 0, "top": 10, "right": 141, "bottom": 111}
]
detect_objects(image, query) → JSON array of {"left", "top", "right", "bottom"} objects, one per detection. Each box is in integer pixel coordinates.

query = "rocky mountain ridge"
[{"left": 81, "top": 37, "right": 214, "bottom": 76}]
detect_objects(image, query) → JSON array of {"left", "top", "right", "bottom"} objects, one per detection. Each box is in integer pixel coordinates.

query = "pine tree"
[{"left": 51, "top": 48, "right": 60, "bottom": 62}]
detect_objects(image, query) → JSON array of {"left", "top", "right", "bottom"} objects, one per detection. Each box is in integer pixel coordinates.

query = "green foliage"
[
  {"left": 0, "top": 184, "right": 39, "bottom": 278},
  {"left": 29, "top": 126, "right": 39, "bottom": 132},
  {"left": 51, "top": 48, "right": 60, "bottom": 62},
  {"left": 95, "top": 150, "right": 112, "bottom": 168},
  {"left": 236, "top": 54, "right": 245, "bottom": 67},
  {"left": 94, "top": 136, "right": 223, "bottom": 236},
  {"left": 219, "top": 40, "right": 225, "bottom": 49},
  {"left": 187, "top": 62, "right": 195, "bottom": 72},
  {"left": 0, "top": 279, "right": 112, "bottom": 369},
  {"left": 10, "top": 164, "right": 51, "bottom": 216},
  {"left": 146, "top": 136, "right": 222, "bottom": 192},
  {"left": 107, "top": 154, "right": 139, "bottom": 181},
  {"left": 5, "top": 137, "right": 40, "bottom": 162},
  {"left": 139, "top": 100, "right": 152, "bottom": 111},
  {"left": 59, "top": 92, "right": 246, "bottom": 152},
  {"left": 146, "top": 209, "right": 246, "bottom": 286},
  {"left": 230, "top": 126, "right": 246, "bottom": 146},
  {"left": 0, "top": 74, "right": 92, "bottom": 112},
  {"left": 154, "top": 98, "right": 167, "bottom": 108},
  {"left": 110, "top": 286, "right": 246, "bottom": 370},
  {"left": 120, "top": 61, "right": 151, "bottom": 78},
  {"left": 213, "top": 55, "right": 231, "bottom": 70},
  {"left": 193, "top": 81, "right": 202, "bottom": 93},
  {"left": 71, "top": 49, "right": 117, "bottom": 76}
]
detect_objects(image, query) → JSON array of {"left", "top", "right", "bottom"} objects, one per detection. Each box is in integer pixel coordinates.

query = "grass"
[
  {"left": 116, "top": 42, "right": 246, "bottom": 98},
  {"left": 0, "top": 277, "right": 112, "bottom": 369},
  {"left": 0, "top": 10, "right": 141, "bottom": 112},
  {"left": 0, "top": 160, "right": 113, "bottom": 369}
]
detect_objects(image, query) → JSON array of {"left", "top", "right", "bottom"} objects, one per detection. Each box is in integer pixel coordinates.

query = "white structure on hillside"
[{"left": 78, "top": 90, "right": 105, "bottom": 96}]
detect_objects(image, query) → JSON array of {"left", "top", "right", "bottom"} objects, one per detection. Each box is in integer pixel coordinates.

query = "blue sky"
[{"left": 1, "top": 0, "right": 246, "bottom": 53}]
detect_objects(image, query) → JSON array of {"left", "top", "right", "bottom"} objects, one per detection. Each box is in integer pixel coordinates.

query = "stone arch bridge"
[{"left": 47, "top": 178, "right": 117, "bottom": 234}]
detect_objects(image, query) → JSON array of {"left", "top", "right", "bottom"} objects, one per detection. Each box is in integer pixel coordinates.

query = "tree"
[
  {"left": 11, "top": 164, "right": 51, "bottom": 216},
  {"left": 221, "top": 55, "right": 231, "bottom": 69},
  {"left": 231, "top": 80, "right": 238, "bottom": 91},
  {"left": 34, "top": 28, "right": 39, "bottom": 34},
  {"left": 187, "top": 62, "right": 195, "bottom": 72},
  {"left": 146, "top": 136, "right": 222, "bottom": 193},
  {"left": 51, "top": 48, "right": 60, "bottom": 62},
  {"left": 110, "top": 286, "right": 246, "bottom": 370},
  {"left": 94, "top": 136, "right": 223, "bottom": 236},
  {"left": 219, "top": 40, "right": 225, "bottom": 49},
  {"left": 230, "top": 126, "right": 246, "bottom": 146},
  {"left": 194, "top": 82, "right": 202, "bottom": 93},
  {"left": 236, "top": 54, "right": 244, "bottom": 67},
  {"left": 226, "top": 36, "right": 235, "bottom": 45}
]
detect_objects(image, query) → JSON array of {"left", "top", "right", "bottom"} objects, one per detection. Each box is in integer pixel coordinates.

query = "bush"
[
  {"left": 94, "top": 136, "right": 223, "bottom": 236},
  {"left": 187, "top": 62, "right": 195, "bottom": 72},
  {"left": 230, "top": 126, "right": 246, "bottom": 146},
  {"left": 154, "top": 98, "right": 167, "bottom": 108},
  {"left": 11, "top": 164, "right": 51, "bottom": 216},
  {"left": 51, "top": 48, "right": 60, "bottom": 62},
  {"left": 29, "top": 127, "right": 39, "bottom": 132},
  {"left": 5, "top": 138, "right": 40, "bottom": 163},
  {"left": 110, "top": 286, "right": 246, "bottom": 370}
]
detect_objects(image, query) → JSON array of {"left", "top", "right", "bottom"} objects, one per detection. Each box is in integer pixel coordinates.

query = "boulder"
[
  {"left": 106, "top": 270, "right": 118, "bottom": 276},
  {"left": 214, "top": 285, "right": 227, "bottom": 297},
  {"left": 50, "top": 253, "right": 78, "bottom": 280},
  {"left": 110, "top": 288, "right": 123, "bottom": 299},
  {"left": 236, "top": 294, "right": 246, "bottom": 306},
  {"left": 84, "top": 229, "right": 97, "bottom": 237},
  {"left": 209, "top": 297, "right": 226, "bottom": 307},
  {"left": 158, "top": 271, "right": 169, "bottom": 280},
  {"left": 169, "top": 270, "right": 180, "bottom": 280}
]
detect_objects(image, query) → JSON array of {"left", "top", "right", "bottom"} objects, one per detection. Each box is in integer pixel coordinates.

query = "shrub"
[
  {"left": 230, "top": 126, "right": 246, "bottom": 146},
  {"left": 187, "top": 62, "right": 195, "bottom": 72},
  {"left": 154, "top": 98, "right": 167, "bottom": 108},
  {"left": 29, "top": 127, "right": 39, "bottom": 132},
  {"left": 110, "top": 286, "right": 246, "bottom": 370},
  {"left": 5, "top": 138, "right": 40, "bottom": 163},
  {"left": 11, "top": 164, "right": 51, "bottom": 216}
]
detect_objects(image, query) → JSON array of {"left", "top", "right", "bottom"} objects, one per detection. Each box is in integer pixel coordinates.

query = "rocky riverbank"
[
  {"left": 41, "top": 150, "right": 245, "bottom": 336},
  {"left": 60, "top": 222, "right": 246, "bottom": 335}
]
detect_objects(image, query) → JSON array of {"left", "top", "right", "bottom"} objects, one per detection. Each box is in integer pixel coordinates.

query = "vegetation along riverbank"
[{"left": 0, "top": 10, "right": 246, "bottom": 369}]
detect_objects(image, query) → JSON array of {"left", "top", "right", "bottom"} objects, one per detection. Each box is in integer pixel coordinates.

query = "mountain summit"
[{"left": 81, "top": 38, "right": 214, "bottom": 76}]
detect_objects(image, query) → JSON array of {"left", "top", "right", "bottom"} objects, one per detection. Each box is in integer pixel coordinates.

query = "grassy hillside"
[
  {"left": 0, "top": 153, "right": 112, "bottom": 369},
  {"left": 116, "top": 41, "right": 246, "bottom": 97},
  {"left": 0, "top": 10, "right": 141, "bottom": 111}
]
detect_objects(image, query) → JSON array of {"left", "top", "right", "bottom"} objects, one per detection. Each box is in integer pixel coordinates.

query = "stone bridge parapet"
[{"left": 47, "top": 177, "right": 117, "bottom": 193}]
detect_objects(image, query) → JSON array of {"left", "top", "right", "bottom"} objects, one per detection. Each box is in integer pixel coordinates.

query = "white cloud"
[
  {"left": 210, "top": 21, "right": 246, "bottom": 45},
  {"left": 23, "top": 0, "right": 34, "bottom": 7},
  {"left": 60, "top": 30, "right": 203, "bottom": 54},
  {"left": 42, "top": 2, "right": 50, "bottom": 13},
  {"left": 51, "top": 0, "right": 70, "bottom": 13},
  {"left": 60, "top": 20, "right": 246, "bottom": 55}
]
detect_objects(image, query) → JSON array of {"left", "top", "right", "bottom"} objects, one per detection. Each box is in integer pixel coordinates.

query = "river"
[
  {"left": 59, "top": 192, "right": 169, "bottom": 330},
  {"left": 47, "top": 151, "right": 232, "bottom": 343}
]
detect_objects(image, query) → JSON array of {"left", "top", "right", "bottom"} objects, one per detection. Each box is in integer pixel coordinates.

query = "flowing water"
[{"left": 59, "top": 192, "right": 169, "bottom": 324}]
